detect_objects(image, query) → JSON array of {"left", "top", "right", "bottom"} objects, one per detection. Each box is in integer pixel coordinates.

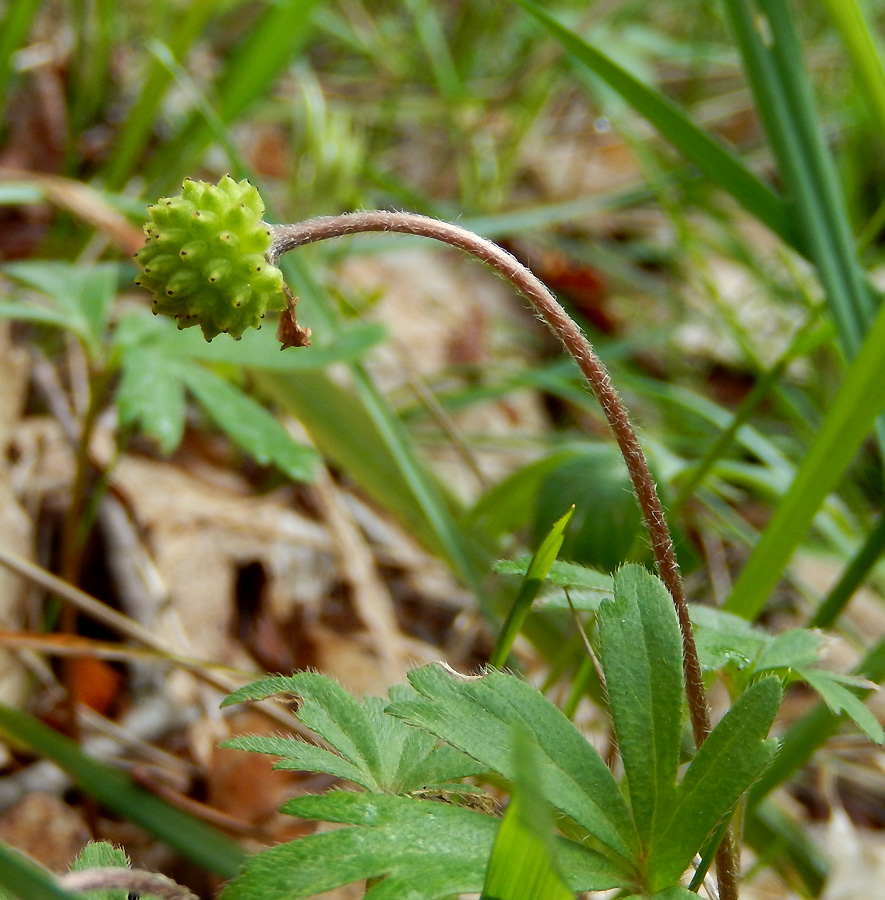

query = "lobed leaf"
[
  {"left": 597, "top": 565, "right": 684, "bottom": 849},
  {"left": 796, "top": 668, "right": 884, "bottom": 744},
  {"left": 70, "top": 842, "right": 129, "bottom": 900},
  {"left": 116, "top": 346, "right": 187, "bottom": 454},
  {"left": 648, "top": 677, "right": 782, "bottom": 889},
  {"left": 388, "top": 664, "right": 638, "bottom": 868},
  {"left": 220, "top": 792, "right": 624, "bottom": 900},
  {"left": 222, "top": 673, "right": 485, "bottom": 795},
  {"left": 176, "top": 361, "right": 318, "bottom": 482},
  {"left": 2, "top": 261, "right": 119, "bottom": 354}
]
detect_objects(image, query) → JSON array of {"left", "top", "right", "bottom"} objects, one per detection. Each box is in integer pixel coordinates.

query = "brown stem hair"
[{"left": 270, "top": 210, "right": 736, "bottom": 898}]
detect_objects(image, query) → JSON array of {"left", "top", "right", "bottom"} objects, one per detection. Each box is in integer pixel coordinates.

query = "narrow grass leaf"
[
  {"left": 0, "top": 843, "right": 82, "bottom": 900},
  {"left": 481, "top": 732, "right": 572, "bottom": 900},
  {"left": 102, "top": 0, "right": 217, "bottom": 188},
  {"left": 145, "top": 0, "right": 321, "bottom": 190},
  {"left": 598, "top": 565, "right": 684, "bottom": 849},
  {"left": 649, "top": 678, "right": 782, "bottom": 889},
  {"left": 722, "top": 0, "right": 874, "bottom": 356},
  {"left": 489, "top": 506, "right": 574, "bottom": 667},
  {"left": 511, "top": 0, "right": 797, "bottom": 249},
  {"left": 256, "top": 369, "right": 488, "bottom": 591},
  {"left": 0, "top": 0, "right": 42, "bottom": 124},
  {"left": 0, "top": 702, "right": 245, "bottom": 877},
  {"left": 388, "top": 664, "right": 638, "bottom": 867},
  {"left": 723, "top": 294, "right": 885, "bottom": 619},
  {"left": 176, "top": 361, "right": 318, "bottom": 482},
  {"left": 181, "top": 321, "right": 386, "bottom": 371},
  {"left": 821, "top": 0, "right": 885, "bottom": 137}
]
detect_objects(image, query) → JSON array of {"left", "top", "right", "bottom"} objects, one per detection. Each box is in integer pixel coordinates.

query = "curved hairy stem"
[
  {"left": 271, "top": 211, "right": 741, "bottom": 899},
  {"left": 61, "top": 868, "right": 198, "bottom": 900},
  {"left": 270, "top": 211, "right": 711, "bottom": 745}
]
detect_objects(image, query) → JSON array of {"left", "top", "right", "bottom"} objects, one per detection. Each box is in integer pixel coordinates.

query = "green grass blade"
[
  {"left": 598, "top": 565, "right": 684, "bottom": 851},
  {"left": 102, "top": 0, "right": 218, "bottom": 189},
  {"left": 489, "top": 506, "right": 574, "bottom": 668},
  {"left": 480, "top": 731, "right": 573, "bottom": 900},
  {"left": 722, "top": 0, "right": 875, "bottom": 356},
  {"left": 0, "top": 702, "right": 246, "bottom": 878},
  {"left": 256, "top": 368, "right": 487, "bottom": 593},
  {"left": 821, "top": 0, "right": 885, "bottom": 138},
  {"left": 252, "top": 255, "right": 489, "bottom": 597},
  {"left": 723, "top": 292, "right": 885, "bottom": 620},
  {"left": 0, "top": 0, "right": 41, "bottom": 127},
  {"left": 510, "top": 0, "right": 798, "bottom": 250},
  {"left": 0, "top": 842, "right": 85, "bottom": 900},
  {"left": 808, "top": 514, "right": 885, "bottom": 629},
  {"left": 144, "top": 0, "right": 321, "bottom": 191}
]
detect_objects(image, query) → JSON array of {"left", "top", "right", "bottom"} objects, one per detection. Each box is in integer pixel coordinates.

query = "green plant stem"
[
  {"left": 269, "top": 210, "right": 749, "bottom": 899},
  {"left": 269, "top": 211, "right": 711, "bottom": 745},
  {"left": 808, "top": 514, "right": 885, "bottom": 629}
]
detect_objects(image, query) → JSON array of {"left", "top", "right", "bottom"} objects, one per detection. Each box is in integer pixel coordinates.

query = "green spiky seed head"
[{"left": 134, "top": 176, "right": 285, "bottom": 340}]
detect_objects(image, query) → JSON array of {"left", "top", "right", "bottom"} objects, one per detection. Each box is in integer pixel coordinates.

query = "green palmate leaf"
[
  {"left": 221, "top": 792, "right": 624, "bottom": 900},
  {"left": 796, "top": 668, "right": 884, "bottom": 744},
  {"left": 492, "top": 557, "right": 613, "bottom": 594},
  {"left": 597, "top": 565, "right": 684, "bottom": 850},
  {"left": 221, "top": 733, "right": 370, "bottom": 788},
  {"left": 70, "top": 842, "right": 129, "bottom": 900},
  {"left": 176, "top": 361, "right": 317, "bottom": 482},
  {"left": 222, "top": 673, "right": 383, "bottom": 787},
  {"left": 2, "top": 261, "right": 119, "bottom": 355},
  {"left": 221, "top": 673, "right": 485, "bottom": 794},
  {"left": 648, "top": 677, "right": 782, "bottom": 890},
  {"left": 489, "top": 506, "right": 574, "bottom": 668},
  {"left": 0, "top": 843, "right": 80, "bottom": 900},
  {"left": 481, "top": 731, "right": 573, "bottom": 900},
  {"left": 754, "top": 628, "right": 824, "bottom": 672},
  {"left": 387, "top": 664, "right": 638, "bottom": 869},
  {"left": 115, "top": 346, "right": 187, "bottom": 454},
  {"left": 689, "top": 605, "right": 767, "bottom": 671},
  {"left": 0, "top": 302, "right": 77, "bottom": 330},
  {"left": 723, "top": 286, "right": 885, "bottom": 620}
]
